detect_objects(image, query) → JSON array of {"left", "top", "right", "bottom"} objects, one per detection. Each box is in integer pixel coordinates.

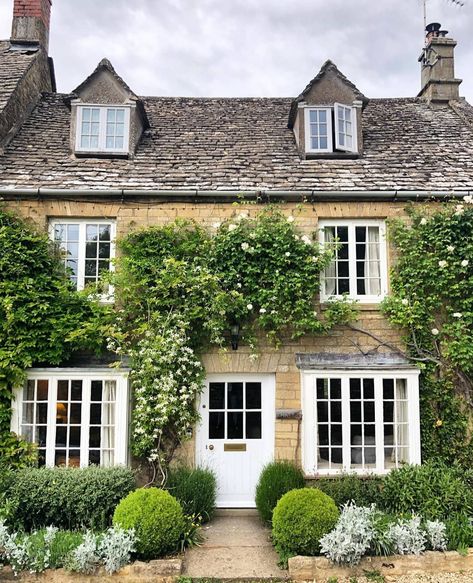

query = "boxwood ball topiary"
[
  {"left": 255, "top": 461, "right": 305, "bottom": 523},
  {"left": 113, "top": 487, "right": 185, "bottom": 559},
  {"left": 272, "top": 488, "right": 339, "bottom": 557}
]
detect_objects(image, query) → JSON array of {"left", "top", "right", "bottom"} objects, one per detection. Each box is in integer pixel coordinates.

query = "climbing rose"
[
  {"left": 432, "top": 328, "right": 440, "bottom": 336},
  {"left": 438, "top": 260, "right": 447, "bottom": 268},
  {"left": 461, "top": 259, "right": 469, "bottom": 267}
]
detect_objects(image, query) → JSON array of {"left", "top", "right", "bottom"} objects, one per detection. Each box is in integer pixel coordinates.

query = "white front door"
[{"left": 196, "top": 374, "right": 275, "bottom": 507}]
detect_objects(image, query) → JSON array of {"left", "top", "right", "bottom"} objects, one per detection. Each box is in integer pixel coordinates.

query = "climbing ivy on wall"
[
  {"left": 382, "top": 196, "right": 473, "bottom": 464},
  {"left": 0, "top": 208, "right": 110, "bottom": 468},
  {"left": 108, "top": 207, "right": 358, "bottom": 482}
]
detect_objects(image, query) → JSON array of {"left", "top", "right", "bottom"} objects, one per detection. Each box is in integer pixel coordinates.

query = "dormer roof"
[{"left": 288, "top": 60, "right": 369, "bottom": 128}]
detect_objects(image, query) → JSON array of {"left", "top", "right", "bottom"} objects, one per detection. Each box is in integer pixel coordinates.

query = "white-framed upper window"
[
  {"left": 11, "top": 369, "right": 129, "bottom": 468},
  {"left": 75, "top": 105, "right": 130, "bottom": 154},
  {"left": 304, "top": 103, "right": 357, "bottom": 154},
  {"left": 319, "top": 219, "right": 388, "bottom": 303},
  {"left": 302, "top": 370, "right": 421, "bottom": 476},
  {"left": 49, "top": 219, "right": 116, "bottom": 295}
]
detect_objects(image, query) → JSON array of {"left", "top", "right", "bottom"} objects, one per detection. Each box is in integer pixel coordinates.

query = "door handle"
[{"left": 207, "top": 444, "right": 214, "bottom": 451}]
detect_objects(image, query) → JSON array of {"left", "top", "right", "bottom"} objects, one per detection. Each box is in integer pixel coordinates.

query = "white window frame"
[
  {"left": 334, "top": 102, "right": 358, "bottom": 153},
  {"left": 318, "top": 219, "right": 388, "bottom": 303},
  {"left": 48, "top": 219, "right": 116, "bottom": 298},
  {"left": 11, "top": 369, "right": 129, "bottom": 468},
  {"left": 302, "top": 369, "right": 421, "bottom": 477},
  {"left": 304, "top": 107, "right": 333, "bottom": 153},
  {"left": 75, "top": 105, "right": 130, "bottom": 154}
]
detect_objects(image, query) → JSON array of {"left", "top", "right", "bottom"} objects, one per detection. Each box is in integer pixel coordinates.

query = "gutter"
[{"left": 0, "top": 188, "right": 470, "bottom": 203}]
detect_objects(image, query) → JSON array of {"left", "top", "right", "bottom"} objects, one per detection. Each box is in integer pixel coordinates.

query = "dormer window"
[
  {"left": 304, "top": 103, "right": 357, "bottom": 154},
  {"left": 75, "top": 105, "right": 130, "bottom": 155}
]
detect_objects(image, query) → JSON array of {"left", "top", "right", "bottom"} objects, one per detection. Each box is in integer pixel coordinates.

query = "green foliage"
[
  {"left": 110, "top": 208, "right": 357, "bottom": 474},
  {"left": 255, "top": 461, "right": 305, "bottom": 523},
  {"left": 382, "top": 199, "right": 473, "bottom": 464},
  {"left": 445, "top": 513, "right": 473, "bottom": 551},
  {"left": 0, "top": 208, "right": 110, "bottom": 464},
  {"left": 379, "top": 462, "right": 473, "bottom": 520},
  {"left": 113, "top": 487, "right": 185, "bottom": 559},
  {"left": 312, "top": 474, "right": 383, "bottom": 509},
  {"left": 272, "top": 488, "right": 339, "bottom": 563},
  {"left": 26, "top": 529, "right": 84, "bottom": 569},
  {"left": 3, "top": 466, "right": 136, "bottom": 531},
  {"left": 0, "top": 432, "right": 37, "bottom": 470},
  {"left": 166, "top": 466, "right": 217, "bottom": 522}
]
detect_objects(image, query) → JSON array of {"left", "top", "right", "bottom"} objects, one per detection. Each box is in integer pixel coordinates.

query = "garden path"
[{"left": 182, "top": 510, "right": 288, "bottom": 579}]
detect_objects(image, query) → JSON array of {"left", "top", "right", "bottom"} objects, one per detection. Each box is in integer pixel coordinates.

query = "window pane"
[
  {"left": 37, "top": 380, "right": 48, "bottom": 400},
  {"left": 70, "top": 403, "right": 82, "bottom": 424},
  {"left": 90, "top": 404, "right": 101, "bottom": 424},
  {"left": 36, "top": 426, "right": 47, "bottom": 447},
  {"left": 56, "top": 403, "right": 68, "bottom": 424},
  {"left": 24, "top": 380, "right": 35, "bottom": 401},
  {"left": 209, "top": 412, "right": 224, "bottom": 439},
  {"left": 246, "top": 382, "right": 261, "bottom": 409},
  {"left": 71, "top": 380, "right": 82, "bottom": 401},
  {"left": 37, "top": 403, "right": 47, "bottom": 424},
  {"left": 89, "top": 450, "right": 100, "bottom": 465},
  {"left": 56, "top": 426, "right": 67, "bottom": 447},
  {"left": 116, "top": 109, "right": 125, "bottom": 122},
  {"left": 89, "top": 426, "right": 101, "bottom": 448},
  {"left": 227, "top": 383, "right": 243, "bottom": 409},
  {"left": 246, "top": 412, "right": 261, "bottom": 439},
  {"left": 209, "top": 383, "right": 225, "bottom": 409},
  {"left": 91, "top": 381, "right": 102, "bottom": 401},
  {"left": 227, "top": 412, "right": 243, "bottom": 438},
  {"left": 22, "top": 403, "right": 34, "bottom": 424},
  {"left": 91, "top": 109, "right": 100, "bottom": 122},
  {"left": 317, "top": 378, "right": 328, "bottom": 400},
  {"left": 57, "top": 380, "right": 68, "bottom": 401}
]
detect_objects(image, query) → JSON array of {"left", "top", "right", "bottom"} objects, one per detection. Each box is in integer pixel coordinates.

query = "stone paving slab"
[{"left": 182, "top": 514, "right": 288, "bottom": 579}]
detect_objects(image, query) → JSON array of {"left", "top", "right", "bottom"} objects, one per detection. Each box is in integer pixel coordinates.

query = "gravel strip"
[{"left": 336, "top": 572, "right": 473, "bottom": 582}]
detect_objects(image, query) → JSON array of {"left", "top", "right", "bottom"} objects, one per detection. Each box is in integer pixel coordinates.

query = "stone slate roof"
[
  {"left": 1, "top": 91, "right": 473, "bottom": 191},
  {"left": 0, "top": 41, "right": 37, "bottom": 114}
]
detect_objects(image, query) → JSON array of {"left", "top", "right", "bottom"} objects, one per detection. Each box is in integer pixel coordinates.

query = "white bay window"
[
  {"left": 319, "top": 219, "right": 387, "bottom": 303},
  {"left": 302, "top": 370, "right": 421, "bottom": 476},
  {"left": 11, "top": 370, "right": 129, "bottom": 468}
]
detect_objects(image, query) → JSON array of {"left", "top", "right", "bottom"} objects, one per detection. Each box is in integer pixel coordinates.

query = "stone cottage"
[{"left": 1, "top": 0, "right": 473, "bottom": 507}]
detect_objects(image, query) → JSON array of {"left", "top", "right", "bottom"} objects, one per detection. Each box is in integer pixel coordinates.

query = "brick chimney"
[
  {"left": 11, "top": 0, "right": 52, "bottom": 53},
  {"left": 418, "top": 22, "right": 462, "bottom": 103}
]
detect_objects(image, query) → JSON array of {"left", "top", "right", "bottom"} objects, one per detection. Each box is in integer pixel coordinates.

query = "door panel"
[{"left": 196, "top": 374, "right": 275, "bottom": 507}]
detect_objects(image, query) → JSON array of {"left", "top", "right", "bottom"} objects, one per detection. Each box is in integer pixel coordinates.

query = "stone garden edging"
[
  {"left": 0, "top": 557, "right": 182, "bottom": 583},
  {"left": 289, "top": 549, "right": 473, "bottom": 581}
]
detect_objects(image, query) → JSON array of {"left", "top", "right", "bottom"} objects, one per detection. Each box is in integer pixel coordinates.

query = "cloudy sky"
[{"left": 1, "top": 0, "right": 471, "bottom": 101}]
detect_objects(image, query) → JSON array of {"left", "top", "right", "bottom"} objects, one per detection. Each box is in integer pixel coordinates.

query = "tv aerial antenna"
[{"left": 422, "top": 0, "right": 465, "bottom": 39}]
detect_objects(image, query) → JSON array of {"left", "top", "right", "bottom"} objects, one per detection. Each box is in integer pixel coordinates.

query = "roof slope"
[
  {"left": 1, "top": 93, "right": 473, "bottom": 191},
  {"left": 0, "top": 41, "right": 37, "bottom": 114}
]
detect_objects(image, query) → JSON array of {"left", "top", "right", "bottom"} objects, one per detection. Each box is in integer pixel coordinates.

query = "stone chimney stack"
[
  {"left": 418, "top": 22, "right": 462, "bottom": 103},
  {"left": 11, "top": 0, "right": 52, "bottom": 53}
]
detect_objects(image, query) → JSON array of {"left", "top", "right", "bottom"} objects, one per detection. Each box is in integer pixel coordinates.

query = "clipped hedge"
[
  {"left": 272, "top": 488, "right": 339, "bottom": 563},
  {"left": 166, "top": 466, "right": 217, "bottom": 521},
  {"left": 4, "top": 466, "right": 136, "bottom": 531},
  {"left": 379, "top": 462, "right": 473, "bottom": 520},
  {"left": 113, "top": 487, "right": 185, "bottom": 559},
  {"left": 255, "top": 461, "right": 305, "bottom": 523},
  {"left": 312, "top": 474, "right": 383, "bottom": 508}
]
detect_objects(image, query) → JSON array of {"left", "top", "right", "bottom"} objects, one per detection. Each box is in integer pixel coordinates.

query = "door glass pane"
[
  {"left": 37, "top": 380, "right": 49, "bottom": 401},
  {"left": 91, "top": 381, "right": 102, "bottom": 401},
  {"left": 56, "top": 426, "right": 67, "bottom": 447},
  {"left": 245, "top": 383, "right": 261, "bottom": 409},
  {"left": 227, "top": 383, "right": 243, "bottom": 409},
  {"left": 57, "top": 380, "right": 69, "bottom": 401},
  {"left": 209, "top": 383, "right": 225, "bottom": 409},
  {"left": 227, "top": 412, "right": 243, "bottom": 438},
  {"left": 209, "top": 412, "right": 224, "bottom": 439},
  {"left": 246, "top": 412, "right": 261, "bottom": 439}
]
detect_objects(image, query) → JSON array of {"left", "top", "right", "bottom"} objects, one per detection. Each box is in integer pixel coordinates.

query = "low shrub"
[
  {"left": 272, "top": 488, "right": 339, "bottom": 564},
  {"left": 379, "top": 462, "right": 472, "bottom": 520},
  {"left": 4, "top": 466, "right": 136, "bottom": 531},
  {"left": 113, "top": 487, "right": 185, "bottom": 559},
  {"left": 445, "top": 513, "right": 473, "bottom": 551},
  {"left": 255, "top": 461, "right": 305, "bottom": 523},
  {"left": 166, "top": 466, "right": 217, "bottom": 522},
  {"left": 312, "top": 474, "right": 383, "bottom": 508}
]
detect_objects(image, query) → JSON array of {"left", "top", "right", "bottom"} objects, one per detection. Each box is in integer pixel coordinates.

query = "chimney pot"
[{"left": 11, "top": 0, "right": 52, "bottom": 53}]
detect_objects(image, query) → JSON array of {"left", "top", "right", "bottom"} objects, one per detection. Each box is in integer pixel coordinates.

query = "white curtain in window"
[
  {"left": 394, "top": 379, "right": 409, "bottom": 464},
  {"left": 324, "top": 228, "right": 337, "bottom": 296},
  {"left": 101, "top": 380, "right": 116, "bottom": 466},
  {"left": 365, "top": 227, "right": 381, "bottom": 295}
]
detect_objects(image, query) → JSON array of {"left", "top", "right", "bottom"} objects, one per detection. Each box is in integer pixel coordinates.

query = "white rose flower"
[
  {"left": 311, "top": 256, "right": 318, "bottom": 262},
  {"left": 453, "top": 312, "right": 462, "bottom": 318},
  {"left": 401, "top": 299, "right": 409, "bottom": 306},
  {"left": 463, "top": 194, "right": 473, "bottom": 204},
  {"left": 241, "top": 242, "right": 250, "bottom": 251},
  {"left": 461, "top": 259, "right": 469, "bottom": 267},
  {"left": 287, "top": 215, "right": 295, "bottom": 223},
  {"left": 438, "top": 260, "right": 447, "bottom": 268},
  {"left": 420, "top": 218, "right": 428, "bottom": 225},
  {"left": 259, "top": 307, "right": 267, "bottom": 314},
  {"left": 285, "top": 252, "right": 290, "bottom": 257},
  {"left": 249, "top": 232, "right": 257, "bottom": 239},
  {"left": 237, "top": 212, "right": 248, "bottom": 221},
  {"left": 247, "top": 303, "right": 253, "bottom": 310},
  {"left": 455, "top": 205, "right": 464, "bottom": 215},
  {"left": 447, "top": 245, "right": 455, "bottom": 252},
  {"left": 301, "top": 235, "right": 312, "bottom": 245},
  {"left": 228, "top": 223, "right": 238, "bottom": 231},
  {"left": 212, "top": 221, "right": 221, "bottom": 229},
  {"left": 431, "top": 328, "right": 440, "bottom": 336},
  {"left": 236, "top": 282, "right": 242, "bottom": 288}
]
